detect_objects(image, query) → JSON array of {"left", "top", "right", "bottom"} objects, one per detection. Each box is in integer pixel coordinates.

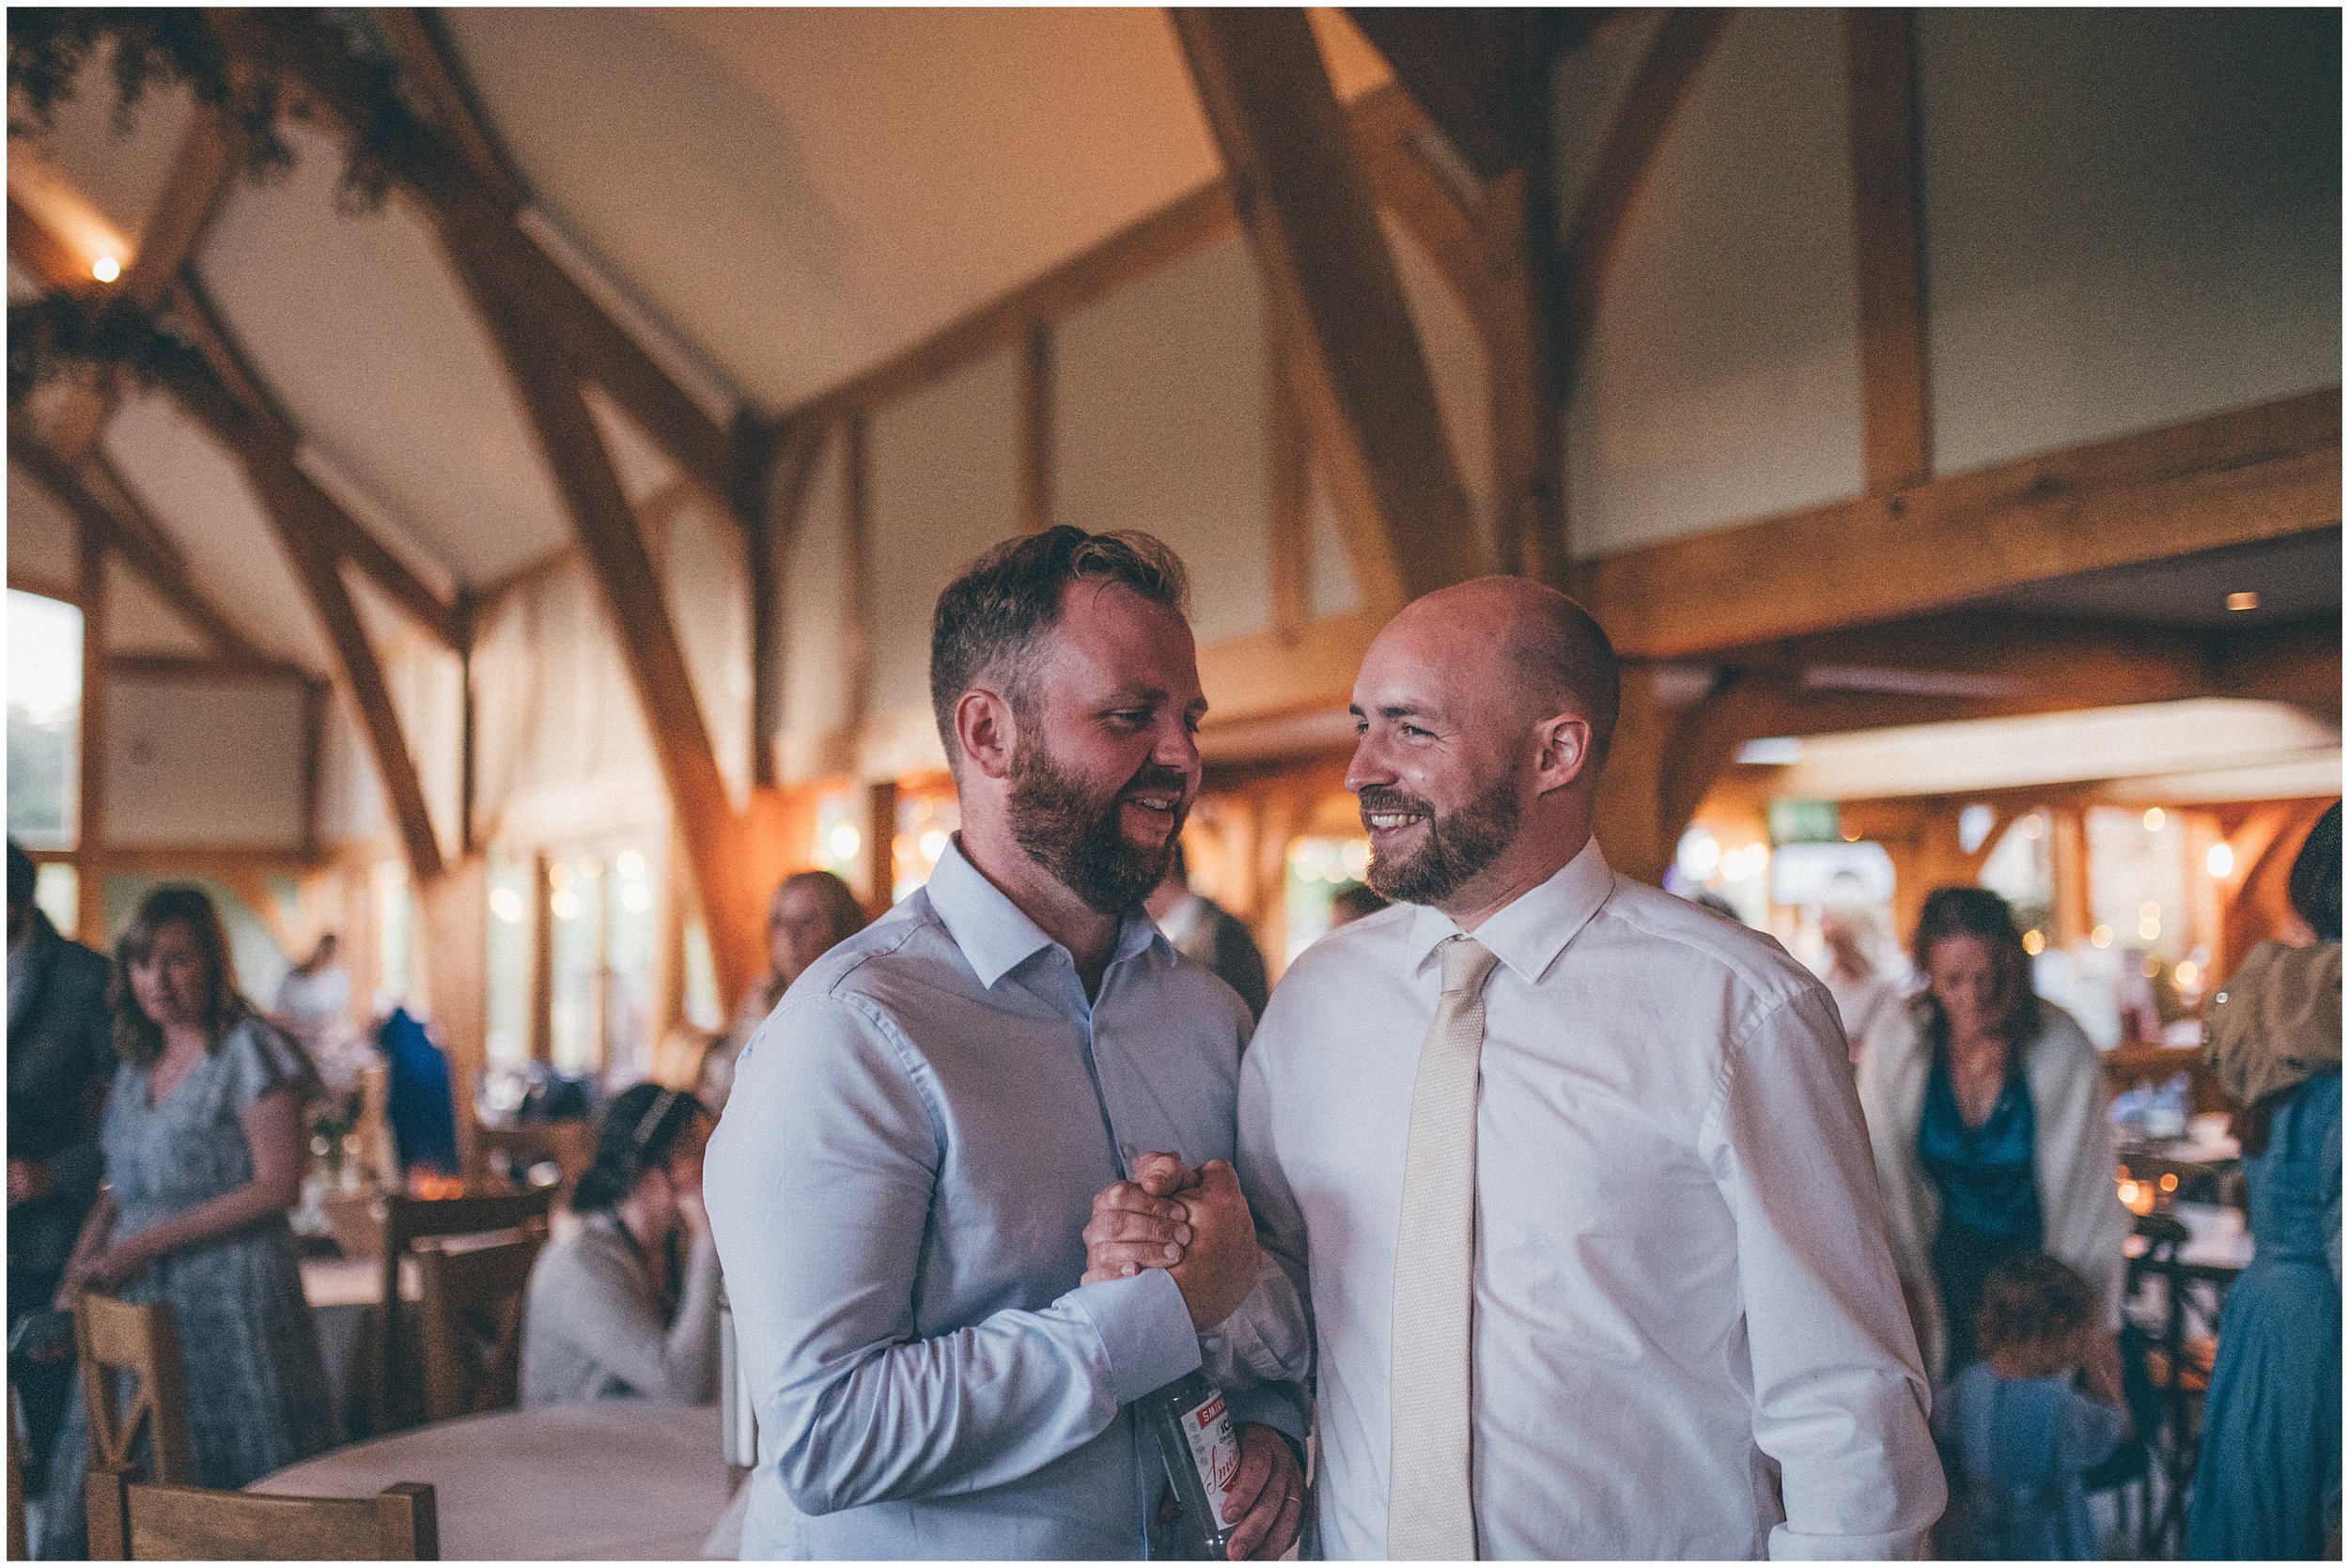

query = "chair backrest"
[
  {"left": 373, "top": 1191, "right": 553, "bottom": 1432},
  {"left": 72, "top": 1294, "right": 195, "bottom": 1484},
  {"left": 86, "top": 1467, "right": 438, "bottom": 1560},
  {"left": 414, "top": 1230, "right": 547, "bottom": 1422},
  {"left": 8, "top": 1380, "right": 29, "bottom": 1560}
]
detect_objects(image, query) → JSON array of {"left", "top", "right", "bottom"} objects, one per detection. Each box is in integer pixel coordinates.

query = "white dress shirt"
[{"left": 1235, "top": 840, "right": 1945, "bottom": 1559}]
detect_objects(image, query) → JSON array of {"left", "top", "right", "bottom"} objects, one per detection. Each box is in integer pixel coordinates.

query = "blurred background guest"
[
  {"left": 1820, "top": 905, "right": 1899, "bottom": 1061},
  {"left": 39, "top": 885, "right": 332, "bottom": 1559},
  {"left": 521, "top": 1084, "right": 719, "bottom": 1406},
  {"left": 377, "top": 1004, "right": 460, "bottom": 1185},
  {"left": 1145, "top": 846, "right": 1269, "bottom": 1018},
  {"left": 1856, "top": 886, "right": 2130, "bottom": 1383},
  {"left": 1328, "top": 881, "right": 1389, "bottom": 929},
  {"left": 6, "top": 840, "right": 116, "bottom": 1490},
  {"left": 702, "top": 872, "right": 867, "bottom": 1111},
  {"left": 270, "top": 932, "right": 350, "bottom": 1073},
  {"left": 2186, "top": 802, "right": 2341, "bottom": 1560},
  {"left": 1934, "top": 1252, "right": 2128, "bottom": 1560}
]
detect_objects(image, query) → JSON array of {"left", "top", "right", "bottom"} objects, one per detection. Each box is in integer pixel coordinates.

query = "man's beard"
[
  {"left": 1359, "top": 771, "right": 1521, "bottom": 907},
  {"left": 1008, "top": 737, "right": 1189, "bottom": 917}
]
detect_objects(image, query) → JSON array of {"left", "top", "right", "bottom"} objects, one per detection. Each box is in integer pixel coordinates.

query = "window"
[
  {"left": 371, "top": 858, "right": 417, "bottom": 1008},
  {"left": 484, "top": 842, "right": 533, "bottom": 1067},
  {"left": 544, "top": 840, "right": 661, "bottom": 1079},
  {"left": 8, "top": 590, "right": 82, "bottom": 849}
]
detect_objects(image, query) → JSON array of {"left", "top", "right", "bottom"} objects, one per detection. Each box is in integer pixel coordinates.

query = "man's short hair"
[
  {"left": 929, "top": 526, "right": 1190, "bottom": 769},
  {"left": 1506, "top": 594, "right": 1621, "bottom": 769}
]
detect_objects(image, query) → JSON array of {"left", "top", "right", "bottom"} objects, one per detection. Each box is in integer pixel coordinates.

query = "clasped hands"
[{"left": 1084, "top": 1153, "right": 1302, "bottom": 1561}]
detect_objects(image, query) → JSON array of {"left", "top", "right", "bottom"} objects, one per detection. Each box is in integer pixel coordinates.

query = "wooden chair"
[
  {"left": 73, "top": 1294, "right": 194, "bottom": 1486},
  {"left": 86, "top": 1467, "right": 438, "bottom": 1560},
  {"left": 372, "top": 1191, "right": 552, "bottom": 1433},
  {"left": 414, "top": 1231, "right": 547, "bottom": 1422},
  {"left": 468, "top": 1120, "right": 593, "bottom": 1203}
]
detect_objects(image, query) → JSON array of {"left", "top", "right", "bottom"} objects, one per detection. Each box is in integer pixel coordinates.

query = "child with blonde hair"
[{"left": 1935, "top": 1251, "right": 2130, "bottom": 1558}]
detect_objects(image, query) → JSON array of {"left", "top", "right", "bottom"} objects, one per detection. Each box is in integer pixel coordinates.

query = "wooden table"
[{"left": 254, "top": 1403, "right": 735, "bottom": 1560}]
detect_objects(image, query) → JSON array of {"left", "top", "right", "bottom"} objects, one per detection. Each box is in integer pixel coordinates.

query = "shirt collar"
[
  {"left": 925, "top": 834, "right": 1167, "bottom": 991},
  {"left": 1403, "top": 837, "right": 1615, "bottom": 986}
]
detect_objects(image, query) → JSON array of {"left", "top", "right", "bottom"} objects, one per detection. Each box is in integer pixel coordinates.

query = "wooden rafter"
[
  {"left": 1580, "top": 389, "right": 2342, "bottom": 660},
  {"left": 8, "top": 439, "right": 272, "bottom": 666},
  {"left": 1343, "top": 9, "right": 1562, "bottom": 180},
  {"left": 1555, "top": 9, "right": 1733, "bottom": 388},
  {"left": 366, "top": 8, "right": 527, "bottom": 208},
  {"left": 243, "top": 455, "right": 445, "bottom": 881},
  {"left": 1846, "top": 9, "right": 1932, "bottom": 492},
  {"left": 1173, "top": 6, "right": 1485, "bottom": 610},
  {"left": 222, "top": 11, "right": 738, "bottom": 507},
  {"left": 448, "top": 256, "right": 767, "bottom": 1001},
  {"left": 1656, "top": 668, "right": 1801, "bottom": 864},
  {"left": 1344, "top": 84, "right": 1503, "bottom": 349}
]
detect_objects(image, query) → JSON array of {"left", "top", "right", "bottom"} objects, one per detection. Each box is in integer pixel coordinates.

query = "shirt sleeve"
[
  {"left": 1212, "top": 1031, "right": 1315, "bottom": 1449},
  {"left": 705, "top": 991, "right": 1203, "bottom": 1517},
  {"left": 1701, "top": 986, "right": 1948, "bottom": 1560},
  {"left": 223, "top": 1017, "right": 316, "bottom": 1110}
]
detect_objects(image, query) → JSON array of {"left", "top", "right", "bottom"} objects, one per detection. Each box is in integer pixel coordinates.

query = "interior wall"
[
  {"left": 1916, "top": 8, "right": 2341, "bottom": 473},
  {"left": 313, "top": 691, "right": 388, "bottom": 849},
  {"left": 863, "top": 347, "right": 1020, "bottom": 778},
  {"left": 101, "top": 558, "right": 211, "bottom": 658},
  {"left": 7, "top": 464, "right": 80, "bottom": 594},
  {"left": 103, "top": 674, "right": 309, "bottom": 849},
  {"left": 1058, "top": 231, "right": 1273, "bottom": 646},
  {"left": 1563, "top": 7, "right": 1864, "bottom": 560},
  {"left": 774, "top": 431, "right": 853, "bottom": 785}
]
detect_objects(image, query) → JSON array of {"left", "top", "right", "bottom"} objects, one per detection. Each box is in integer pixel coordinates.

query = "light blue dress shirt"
[{"left": 707, "top": 838, "right": 1309, "bottom": 1560}]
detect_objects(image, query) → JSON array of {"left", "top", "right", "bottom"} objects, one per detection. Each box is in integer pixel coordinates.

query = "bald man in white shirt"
[{"left": 1087, "top": 579, "right": 1943, "bottom": 1559}]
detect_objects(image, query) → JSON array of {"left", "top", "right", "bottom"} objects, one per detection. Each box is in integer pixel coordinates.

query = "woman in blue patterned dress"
[
  {"left": 38, "top": 886, "right": 334, "bottom": 1558},
  {"left": 2187, "top": 803, "right": 2341, "bottom": 1560}
]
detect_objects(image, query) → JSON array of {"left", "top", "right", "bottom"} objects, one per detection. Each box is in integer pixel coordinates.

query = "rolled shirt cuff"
[
  {"left": 1223, "top": 1384, "right": 1309, "bottom": 1455},
  {"left": 1070, "top": 1266, "right": 1204, "bottom": 1406}
]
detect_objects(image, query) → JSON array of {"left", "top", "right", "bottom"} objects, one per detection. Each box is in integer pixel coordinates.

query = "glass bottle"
[{"left": 1139, "top": 1369, "right": 1239, "bottom": 1560}]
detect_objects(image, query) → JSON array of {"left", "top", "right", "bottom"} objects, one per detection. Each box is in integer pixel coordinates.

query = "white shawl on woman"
[{"left": 1854, "top": 996, "right": 2132, "bottom": 1383}]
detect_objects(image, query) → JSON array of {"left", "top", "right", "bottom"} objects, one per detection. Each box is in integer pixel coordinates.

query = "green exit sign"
[{"left": 1768, "top": 799, "right": 1842, "bottom": 846}]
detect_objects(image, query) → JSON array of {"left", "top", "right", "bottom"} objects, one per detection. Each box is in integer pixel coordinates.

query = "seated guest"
[
  {"left": 703, "top": 872, "right": 867, "bottom": 1111},
  {"left": 39, "top": 885, "right": 333, "bottom": 1559},
  {"left": 1144, "top": 846, "right": 1270, "bottom": 1019},
  {"left": 1857, "top": 886, "right": 2131, "bottom": 1382},
  {"left": 1936, "top": 1252, "right": 2128, "bottom": 1560},
  {"left": 2187, "top": 802, "right": 2341, "bottom": 1560},
  {"left": 7, "top": 840, "right": 116, "bottom": 1488},
  {"left": 521, "top": 1083, "right": 720, "bottom": 1405}
]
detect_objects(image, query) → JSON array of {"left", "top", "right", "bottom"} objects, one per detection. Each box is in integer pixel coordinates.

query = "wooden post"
[
  {"left": 1846, "top": 9, "right": 1932, "bottom": 493},
  {"left": 74, "top": 516, "right": 108, "bottom": 946},
  {"left": 1172, "top": 6, "right": 1486, "bottom": 610},
  {"left": 863, "top": 780, "right": 900, "bottom": 917}
]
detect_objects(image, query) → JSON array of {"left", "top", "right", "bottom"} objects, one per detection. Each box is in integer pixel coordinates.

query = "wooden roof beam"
[
  {"left": 1343, "top": 9, "right": 1561, "bottom": 180},
  {"left": 219, "top": 11, "right": 738, "bottom": 509},
  {"left": 9, "top": 438, "right": 273, "bottom": 668},
  {"left": 442, "top": 227, "right": 768, "bottom": 1002},
  {"left": 1579, "top": 388, "right": 2342, "bottom": 660},
  {"left": 1846, "top": 10, "right": 1931, "bottom": 493},
  {"left": 1173, "top": 7, "right": 1486, "bottom": 610}
]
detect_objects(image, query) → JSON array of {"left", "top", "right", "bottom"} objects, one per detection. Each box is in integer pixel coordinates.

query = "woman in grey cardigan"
[{"left": 521, "top": 1083, "right": 721, "bottom": 1405}]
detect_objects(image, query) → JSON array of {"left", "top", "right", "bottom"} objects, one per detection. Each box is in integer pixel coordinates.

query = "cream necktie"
[{"left": 1387, "top": 935, "right": 1501, "bottom": 1560}]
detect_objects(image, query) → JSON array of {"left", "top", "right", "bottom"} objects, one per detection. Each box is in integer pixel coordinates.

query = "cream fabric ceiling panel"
[
  {"left": 8, "top": 49, "right": 195, "bottom": 272},
  {"left": 193, "top": 122, "right": 571, "bottom": 587},
  {"left": 7, "top": 464, "right": 82, "bottom": 595},
  {"left": 444, "top": 7, "right": 1229, "bottom": 409},
  {"left": 101, "top": 555, "right": 212, "bottom": 659},
  {"left": 101, "top": 390, "right": 334, "bottom": 674}
]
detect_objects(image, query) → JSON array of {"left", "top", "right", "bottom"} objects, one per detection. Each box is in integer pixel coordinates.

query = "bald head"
[{"left": 1384, "top": 577, "right": 1621, "bottom": 769}]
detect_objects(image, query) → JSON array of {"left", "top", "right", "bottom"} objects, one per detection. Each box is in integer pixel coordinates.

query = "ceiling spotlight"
[
  {"left": 2225, "top": 590, "right": 2260, "bottom": 612},
  {"left": 90, "top": 255, "right": 120, "bottom": 283}
]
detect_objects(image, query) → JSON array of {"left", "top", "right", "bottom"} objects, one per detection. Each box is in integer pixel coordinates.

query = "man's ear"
[
  {"left": 955, "top": 688, "right": 1018, "bottom": 782},
  {"left": 1532, "top": 714, "right": 1594, "bottom": 795}
]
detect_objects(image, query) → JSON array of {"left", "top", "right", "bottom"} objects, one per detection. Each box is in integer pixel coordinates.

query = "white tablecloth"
[{"left": 254, "top": 1402, "right": 736, "bottom": 1560}]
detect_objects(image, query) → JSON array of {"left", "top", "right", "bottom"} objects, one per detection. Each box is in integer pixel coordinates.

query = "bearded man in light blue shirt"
[{"left": 707, "top": 527, "right": 1310, "bottom": 1560}]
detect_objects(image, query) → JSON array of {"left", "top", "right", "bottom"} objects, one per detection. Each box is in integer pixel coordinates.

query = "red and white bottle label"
[{"left": 1184, "top": 1390, "right": 1240, "bottom": 1529}]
